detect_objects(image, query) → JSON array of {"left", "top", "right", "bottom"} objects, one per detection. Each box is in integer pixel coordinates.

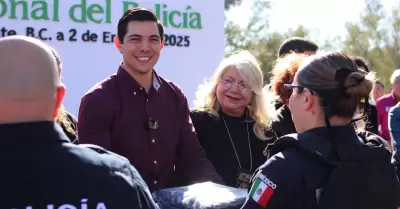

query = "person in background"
[
  {"left": 390, "top": 102, "right": 400, "bottom": 175},
  {"left": 48, "top": 46, "right": 78, "bottom": 143},
  {"left": 241, "top": 52, "right": 397, "bottom": 209},
  {"left": 190, "top": 50, "right": 278, "bottom": 189},
  {"left": 271, "top": 37, "right": 318, "bottom": 137},
  {"left": 78, "top": 8, "right": 222, "bottom": 192},
  {"left": 372, "top": 81, "right": 385, "bottom": 103},
  {"left": 351, "top": 56, "right": 379, "bottom": 134},
  {"left": 376, "top": 69, "right": 400, "bottom": 143},
  {"left": 0, "top": 35, "right": 157, "bottom": 209},
  {"left": 277, "top": 37, "right": 319, "bottom": 58}
]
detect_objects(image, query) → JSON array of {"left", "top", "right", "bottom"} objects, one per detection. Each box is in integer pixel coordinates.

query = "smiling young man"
[{"left": 77, "top": 8, "right": 222, "bottom": 192}]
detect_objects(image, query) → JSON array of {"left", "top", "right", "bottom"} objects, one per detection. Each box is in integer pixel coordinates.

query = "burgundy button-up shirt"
[{"left": 78, "top": 65, "right": 222, "bottom": 191}]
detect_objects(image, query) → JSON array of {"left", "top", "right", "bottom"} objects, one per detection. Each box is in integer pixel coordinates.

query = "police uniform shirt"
[
  {"left": 241, "top": 125, "right": 373, "bottom": 209},
  {"left": 0, "top": 121, "right": 158, "bottom": 209}
]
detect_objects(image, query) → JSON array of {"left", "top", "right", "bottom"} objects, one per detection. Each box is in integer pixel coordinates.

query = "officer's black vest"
[{"left": 265, "top": 130, "right": 400, "bottom": 209}]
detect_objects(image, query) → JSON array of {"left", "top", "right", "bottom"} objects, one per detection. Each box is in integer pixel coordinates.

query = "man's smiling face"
[{"left": 119, "top": 21, "right": 162, "bottom": 74}]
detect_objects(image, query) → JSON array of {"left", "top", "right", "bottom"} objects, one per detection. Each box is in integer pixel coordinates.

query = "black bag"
[{"left": 266, "top": 132, "right": 400, "bottom": 209}]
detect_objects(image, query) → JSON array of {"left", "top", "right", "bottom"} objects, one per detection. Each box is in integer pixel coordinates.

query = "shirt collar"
[
  {"left": 0, "top": 121, "right": 70, "bottom": 145},
  {"left": 296, "top": 125, "right": 362, "bottom": 160},
  {"left": 117, "top": 64, "right": 162, "bottom": 91}
]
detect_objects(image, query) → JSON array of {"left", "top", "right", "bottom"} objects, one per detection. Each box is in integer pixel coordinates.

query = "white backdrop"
[{"left": 0, "top": 0, "right": 225, "bottom": 116}]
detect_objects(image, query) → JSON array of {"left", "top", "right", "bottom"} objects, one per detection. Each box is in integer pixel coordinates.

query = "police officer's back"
[
  {"left": 241, "top": 52, "right": 400, "bottom": 209},
  {"left": 0, "top": 36, "right": 158, "bottom": 209}
]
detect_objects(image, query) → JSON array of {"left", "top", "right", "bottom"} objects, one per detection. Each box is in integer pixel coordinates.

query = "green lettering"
[
  {"left": 69, "top": 0, "right": 86, "bottom": 23},
  {"left": 105, "top": 0, "right": 110, "bottom": 23},
  {"left": 87, "top": 4, "right": 103, "bottom": 24},
  {"left": 169, "top": 11, "right": 181, "bottom": 28},
  {"left": 155, "top": 4, "right": 162, "bottom": 24},
  {"left": 53, "top": 0, "right": 59, "bottom": 21},
  {"left": 122, "top": 1, "right": 138, "bottom": 12},
  {"left": 154, "top": 4, "right": 203, "bottom": 29},
  {"left": 0, "top": 0, "right": 7, "bottom": 17},
  {"left": 31, "top": 0, "right": 49, "bottom": 20},
  {"left": 183, "top": 6, "right": 190, "bottom": 28},
  {"left": 10, "top": 0, "right": 28, "bottom": 20},
  {"left": 70, "top": 0, "right": 110, "bottom": 24},
  {"left": 189, "top": 12, "right": 202, "bottom": 29},
  {"left": 162, "top": 4, "right": 168, "bottom": 27}
]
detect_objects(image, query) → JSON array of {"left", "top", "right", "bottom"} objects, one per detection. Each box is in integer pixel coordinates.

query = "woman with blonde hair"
[
  {"left": 190, "top": 50, "right": 278, "bottom": 189},
  {"left": 49, "top": 46, "right": 78, "bottom": 143}
]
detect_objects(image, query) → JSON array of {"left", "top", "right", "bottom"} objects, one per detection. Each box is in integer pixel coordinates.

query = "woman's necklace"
[{"left": 222, "top": 113, "right": 253, "bottom": 188}]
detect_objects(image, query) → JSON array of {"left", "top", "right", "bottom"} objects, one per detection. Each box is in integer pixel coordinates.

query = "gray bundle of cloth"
[{"left": 152, "top": 182, "right": 248, "bottom": 209}]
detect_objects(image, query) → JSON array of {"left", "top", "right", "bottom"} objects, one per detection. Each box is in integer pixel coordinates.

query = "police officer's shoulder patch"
[
  {"left": 249, "top": 172, "right": 277, "bottom": 207},
  {"left": 243, "top": 149, "right": 305, "bottom": 209}
]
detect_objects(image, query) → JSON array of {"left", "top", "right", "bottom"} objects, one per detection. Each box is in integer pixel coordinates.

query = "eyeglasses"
[
  {"left": 283, "top": 84, "right": 316, "bottom": 95},
  {"left": 220, "top": 78, "right": 250, "bottom": 92}
]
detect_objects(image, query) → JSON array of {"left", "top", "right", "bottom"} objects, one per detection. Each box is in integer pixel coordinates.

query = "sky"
[{"left": 226, "top": 0, "right": 399, "bottom": 45}]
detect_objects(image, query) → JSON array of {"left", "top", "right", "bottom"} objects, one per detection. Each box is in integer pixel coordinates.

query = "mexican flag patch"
[{"left": 250, "top": 173, "right": 276, "bottom": 207}]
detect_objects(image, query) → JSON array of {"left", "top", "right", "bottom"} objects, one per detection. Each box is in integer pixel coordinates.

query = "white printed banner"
[{"left": 0, "top": 0, "right": 225, "bottom": 115}]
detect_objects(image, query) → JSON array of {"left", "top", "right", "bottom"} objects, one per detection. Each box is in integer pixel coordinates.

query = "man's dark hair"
[
  {"left": 277, "top": 37, "right": 319, "bottom": 57},
  {"left": 117, "top": 8, "right": 164, "bottom": 43},
  {"left": 353, "top": 56, "right": 370, "bottom": 72}
]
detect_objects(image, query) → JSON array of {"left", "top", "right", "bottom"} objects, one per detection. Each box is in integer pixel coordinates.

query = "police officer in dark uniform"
[
  {"left": 241, "top": 52, "right": 399, "bottom": 209},
  {"left": 0, "top": 36, "right": 158, "bottom": 209}
]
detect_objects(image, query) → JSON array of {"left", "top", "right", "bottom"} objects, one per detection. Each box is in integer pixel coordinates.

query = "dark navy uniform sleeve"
[
  {"left": 80, "top": 144, "right": 159, "bottom": 209},
  {"left": 241, "top": 151, "right": 303, "bottom": 209},
  {"left": 118, "top": 161, "right": 159, "bottom": 209}
]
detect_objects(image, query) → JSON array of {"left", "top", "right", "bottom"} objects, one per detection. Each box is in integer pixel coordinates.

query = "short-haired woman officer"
[{"left": 241, "top": 52, "right": 399, "bottom": 209}]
